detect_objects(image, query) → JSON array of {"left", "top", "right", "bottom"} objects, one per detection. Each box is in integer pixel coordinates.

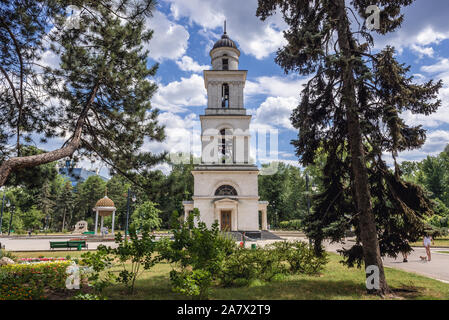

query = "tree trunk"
[
  {"left": 62, "top": 208, "right": 66, "bottom": 232},
  {"left": 333, "top": 0, "right": 390, "bottom": 295},
  {"left": 0, "top": 84, "right": 99, "bottom": 187}
]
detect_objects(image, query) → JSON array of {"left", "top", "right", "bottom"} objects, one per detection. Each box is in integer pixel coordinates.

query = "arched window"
[
  {"left": 219, "top": 128, "right": 233, "bottom": 163},
  {"left": 222, "top": 58, "right": 229, "bottom": 70},
  {"left": 221, "top": 83, "right": 229, "bottom": 108},
  {"left": 215, "top": 185, "right": 238, "bottom": 196}
]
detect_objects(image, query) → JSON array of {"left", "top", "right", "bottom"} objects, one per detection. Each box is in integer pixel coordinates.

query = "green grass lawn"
[{"left": 11, "top": 251, "right": 449, "bottom": 300}]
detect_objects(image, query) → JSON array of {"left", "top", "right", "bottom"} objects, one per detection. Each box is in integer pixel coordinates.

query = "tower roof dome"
[
  {"left": 212, "top": 33, "right": 237, "bottom": 50},
  {"left": 95, "top": 196, "right": 115, "bottom": 208}
]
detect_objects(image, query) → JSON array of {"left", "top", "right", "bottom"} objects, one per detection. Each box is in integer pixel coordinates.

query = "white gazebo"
[{"left": 93, "top": 195, "right": 116, "bottom": 236}]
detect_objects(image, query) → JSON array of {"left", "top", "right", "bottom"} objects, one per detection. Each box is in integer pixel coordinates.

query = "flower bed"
[
  {"left": 0, "top": 260, "right": 72, "bottom": 300},
  {"left": 18, "top": 257, "right": 67, "bottom": 263}
]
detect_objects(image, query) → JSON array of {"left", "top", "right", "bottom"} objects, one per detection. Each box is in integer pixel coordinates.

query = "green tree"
[
  {"left": 259, "top": 162, "right": 288, "bottom": 226},
  {"left": 106, "top": 175, "right": 131, "bottom": 230},
  {"left": 20, "top": 206, "right": 44, "bottom": 231},
  {"left": 54, "top": 180, "right": 75, "bottom": 231},
  {"left": 74, "top": 175, "right": 107, "bottom": 223},
  {"left": 131, "top": 201, "right": 162, "bottom": 232},
  {"left": 0, "top": 0, "right": 165, "bottom": 186},
  {"left": 257, "top": 0, "right": 442, "bottom": 294},
  {"left": 259, "top": 162, "right": 307, "bottom": 226},
  {"left": 421, "top": 156, "right": 445, "bottom": 199}
]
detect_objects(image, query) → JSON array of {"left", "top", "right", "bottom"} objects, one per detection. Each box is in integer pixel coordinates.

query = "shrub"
[
  {"left": 268, "top": 241, "right": 328, "bottom": 275},
  {"left": 218, "top": 241, "right": 328, "bottom": 287},
  {"left": 80, "top": 247, "right": 115, "bottom": 294},
  {"left": 159, "top": 209, "right": 236, "bottom": 299},
  {"left": 279, "top": 219, "right": 302, "bottom": 231},
  {"left": 219, "top": 247, "right": 286, "bottom": 286},
  {"left": 0, "top": 260, "right": 72, "bottom": 300},
  {"left": 111, "top": 226, "right": 159, "bottom": 294},
  {"left": 72, "top": 293, "right": 107, "bottom": 300}
]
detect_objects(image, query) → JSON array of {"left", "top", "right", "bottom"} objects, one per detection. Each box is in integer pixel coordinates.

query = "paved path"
[
  {"left": 249, "top": 237, "right": 449, "bottom": 283},
  {"left": 322, "top": 238, "right": 449, "bottom": 283},
  {"left": 3, "top": 235, "right": 449, "bottom": 284},
  {"left": 0, "top": 237, "right": 118, "bottom": 251}
]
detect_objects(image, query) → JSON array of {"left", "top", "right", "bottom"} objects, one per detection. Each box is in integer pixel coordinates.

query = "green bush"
[
  {"left": 219, "top": 247, "right": 286, "bottom": 286},
  {"left": 0, "top": 260, "right": 71, "bottom": 300},
  {"left": 268, "top": 241, "right": 328, "bottom": 275},
  {"left": 218, "top": 241, "right": 328, "bottom": 287},
  {"left": 158, "top": 209, "right": 235, "bottom": 299},
  {"left": 279, "top": 219, "right": 302, "bottom": 230}
]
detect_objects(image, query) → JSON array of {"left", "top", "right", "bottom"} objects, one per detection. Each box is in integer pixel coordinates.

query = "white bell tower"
[{"left": 183, "top": 22, "right": 268, "bottom": 233}]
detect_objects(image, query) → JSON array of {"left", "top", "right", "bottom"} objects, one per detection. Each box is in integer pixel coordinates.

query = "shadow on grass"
[{"left": 105, "top": 274, "right": 376, "bottom": 300}]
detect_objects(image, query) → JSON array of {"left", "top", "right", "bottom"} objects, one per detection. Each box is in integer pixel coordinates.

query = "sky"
[{"left": 41, "top": 0, "right": 449, "bottom": 176}]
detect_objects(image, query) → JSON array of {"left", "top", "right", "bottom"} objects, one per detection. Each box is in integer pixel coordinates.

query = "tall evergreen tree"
[
  {"left": 257, "top": 0, "right": 442, "bottom": 294},
  {"left": 74, "top": 175, "right": 106, "bottom": 222},
  {"left": 54, "top": 180, "right": 74, "bottom": 231},
  {"left": 0, "top": 0, "right": 165, "bottom": 186}
]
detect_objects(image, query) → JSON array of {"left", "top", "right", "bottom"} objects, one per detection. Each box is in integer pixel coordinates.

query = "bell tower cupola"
[
  {"left": 204, "top": 21, "right": 247, "bottom": 115},
  {"left": 210, "top": 21, "right": 240, "bottom": 70}
]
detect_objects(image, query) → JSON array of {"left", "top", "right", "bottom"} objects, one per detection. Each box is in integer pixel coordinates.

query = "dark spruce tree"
[
  {"left": 257, "top": 0, "right": 442, "bottom": 295},
  {"left": 0, "top": 0, "right": 165, "bottom": 186}
]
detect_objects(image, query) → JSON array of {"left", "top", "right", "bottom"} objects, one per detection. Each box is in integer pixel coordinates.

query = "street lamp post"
[
  {"left": 306, "top": 173, "right": 311, "bottom": 215},
  {"left": 305, "top": 173, "right": 312, "bottom": 245},
  {"left": 8, "top": 205, "right": 14, "bottom": 236},
  {"left": 0, "top": 192, "right": 6, "bottom": 235}
]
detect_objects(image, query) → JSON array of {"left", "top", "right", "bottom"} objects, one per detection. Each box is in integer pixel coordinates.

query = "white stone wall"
[
  {"left": 193, "top": 171, "right": 258, "bottom": 197},
  {"left": 200, "top": 116, "right": 252, "bottom": 164},
  {"left": 211, "top": 48, "right": 240, "bottom": 70},
  {"left": 203, "top": 71, "right": 247, "bottom": 110}
]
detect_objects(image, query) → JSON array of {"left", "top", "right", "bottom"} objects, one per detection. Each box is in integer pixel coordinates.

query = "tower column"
[{"left": 94, "top": 209, "right": 99, "bottom": 235}]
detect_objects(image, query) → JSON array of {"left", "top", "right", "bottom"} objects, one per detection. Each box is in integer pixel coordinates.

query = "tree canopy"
[
  {"left": 0, "top": 0, "right": 165, "bottom": 186},
  {"left": 257, "top": 0, "right": 442, "bottom": 294}
]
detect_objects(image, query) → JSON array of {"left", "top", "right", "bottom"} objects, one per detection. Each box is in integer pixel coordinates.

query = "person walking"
[
  {"left": 423, "top": 234, "right": 434, "bottom": 262},
  {"left": 401, "top": 251, "right": 408, "bottom": 263}
]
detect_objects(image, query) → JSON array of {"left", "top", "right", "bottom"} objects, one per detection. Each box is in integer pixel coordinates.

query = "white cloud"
[
  {"left": 145, "top": 10, "right": 189, "bottom": 61},
  {"left": 421, "top": 58, "right": 449, "bottom": 74},
  {"left": 175, "top": 56, "right": 209, "bottom": 73},
  {"left": 143, "top": 112, "right": 201, "bottom": 157},
  {"left": 39, "top": 49, "right": 61, "bottom": 69},
  {"left": 250, "top": 96, "right": 298, "bottom": 131},
  {"left": 152, "top": 74, "right": 207, "bottom": 113},
  {"left": 389, "top": 130, "right": 449, "bottom": 165},
  {"left": 410, "top": 44, "right": 434, "bottom": 58},
  {"left": 372, "top": 1, "right": 449, "bottom": 56},
  {"left": 164, "top": 0, "right": 287, "bottom": 60},
  {"left": 245, "top": 76, "right": 307, "bottom": 99}
]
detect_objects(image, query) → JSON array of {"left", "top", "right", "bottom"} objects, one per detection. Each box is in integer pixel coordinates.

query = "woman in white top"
[{"left": 423, "top": 234, "right": 433, "bottom": 261}]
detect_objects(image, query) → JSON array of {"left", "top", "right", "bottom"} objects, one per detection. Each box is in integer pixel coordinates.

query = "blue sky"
[{"left": 39, "top": 0, "right": 449, "bottom": 175}]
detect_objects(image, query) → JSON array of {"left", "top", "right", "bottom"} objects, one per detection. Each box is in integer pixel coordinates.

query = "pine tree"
[
  {"left": 0, "top": 0, "right": 165, "bottom": 186},
  {"left": 257, "top": 0, "right": 442, "bottom": 294},
  {"left": 55, "top": 180, "right": 74, "bottom": 231},
  {"left": 39, "top": 181, "right": 55, "bottom": 229}
]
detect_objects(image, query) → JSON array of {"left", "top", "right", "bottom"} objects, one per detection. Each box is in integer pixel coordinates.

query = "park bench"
[
  {"left": 49, "top": 240, "right": 88, "bottom": 250},
  {"left": 82, "top": 231, "right": 95, "bottom": 235}
]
